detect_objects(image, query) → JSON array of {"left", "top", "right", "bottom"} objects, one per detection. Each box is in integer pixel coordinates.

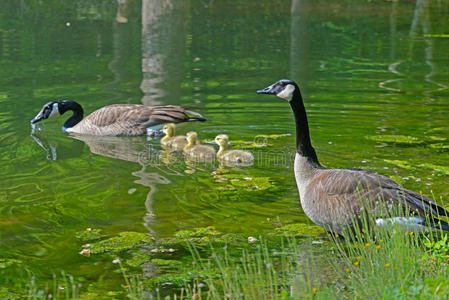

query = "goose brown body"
[
  {"left": 258, "top": 79, "right": 449, "bottom": 232},
  {"left": 31, "top": 101, "right": 206, "bottom": 136},
  {"left": 67, "top": 105, "right": 201, "bottom": 136}
]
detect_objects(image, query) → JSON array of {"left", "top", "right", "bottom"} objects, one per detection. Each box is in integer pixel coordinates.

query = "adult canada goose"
[
  {"left": 214, "top": 134, "right": 254, "bottom": 166},
  {"left": 161, "top": 123, "right": 187, "bottom": 151},
  {"left": 30, "top": 100, "right": 206, "bottom": 136},
  {"left": 183, "top": 131, "right": 216, "bottom": 162},
  {"left": 257, "top": 79, "right": 449, "bottom": 233}
]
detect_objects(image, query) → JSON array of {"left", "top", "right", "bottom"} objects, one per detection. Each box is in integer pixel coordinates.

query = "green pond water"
[{"left": 0, "top": 0, "right": 448, "bottom": 296}]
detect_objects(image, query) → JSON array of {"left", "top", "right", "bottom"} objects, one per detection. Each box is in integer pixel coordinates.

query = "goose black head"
[
  {"left": 30, "top": 100, "right": 79, "bottom": 124},
  {"left": 30, "top": 101, "right": 61, "bottom": 124},
  {"left": 257, "top": 79, "right": 298, "bottom": 101}
]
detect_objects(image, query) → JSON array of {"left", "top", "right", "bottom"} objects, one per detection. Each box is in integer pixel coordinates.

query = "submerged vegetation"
[{"left": 11, "top": 221, "right": 449, "bottom": 299}]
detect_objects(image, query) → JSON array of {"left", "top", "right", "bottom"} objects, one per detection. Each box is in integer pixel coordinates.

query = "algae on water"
[
  {"left": 384, "top": 160, "right": 449, "bottom": 175},
  {"left": 75, "top": 228, "right": 104, "bottom": 242},
  {"left": 213, "top": 173, "right": 273, "bottom": 191},
  {"left": 365, "top": 135, "right": 424, "bottom": 144},
  {"left": 0, "top": 258, "right": 22, "bottom": 269},
  {"left": 274, "top": 223, "right": 326, "bottom": 237},
  {"left": 89, "top": 232, "right": 151, "bottom": 254}
]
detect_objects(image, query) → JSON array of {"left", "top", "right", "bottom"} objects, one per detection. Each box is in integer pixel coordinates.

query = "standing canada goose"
[
  {"left": 214, "top": 134, "right": 254, "bottom": 166},
  {"left": 161, "top": 123, "right": 188, "bottom": 150},
  {"left": 30, "top": 100, "right": 206, "bottom": 136},
  {"left": 183, "top": 131, "right": 216, "bottom": 162},
  {"left": 257, "top": 79, "right": 449, "bottom": 232}
]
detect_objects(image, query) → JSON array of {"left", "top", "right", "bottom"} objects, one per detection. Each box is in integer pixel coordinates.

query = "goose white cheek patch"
[
  {"left": 276, "top": 84, "right": 295, "bottom": 101},
  {"left": 49, "top": 103, "right": 60, "bottom": 118}
]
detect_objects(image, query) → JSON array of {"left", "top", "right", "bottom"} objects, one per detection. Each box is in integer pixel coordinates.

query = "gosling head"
[
  {"left": 162, "top": 123, "right": 175, "bottom": 137},
  {"left": 30, "top": 100, "right": 77, "bottom": 124},
  {"left": 214, "top": 134, "right": 229, "bottom": 148},
  {"left": 256, "top": 79, "right": 298, "bottom": 101},
  {"left": 186, "top": 131, "right": 198, "bottom": 144}
]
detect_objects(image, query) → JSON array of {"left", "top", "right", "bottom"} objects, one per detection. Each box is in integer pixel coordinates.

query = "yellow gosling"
[
  {"left": 214, "top": 134, "right": 254, "bottom": 166},
  {"left": 161, "top": 123, "right": 187, "bottom": 151},
  {"left": 183, "top": 131, "right": 215, "bottom": 162}
]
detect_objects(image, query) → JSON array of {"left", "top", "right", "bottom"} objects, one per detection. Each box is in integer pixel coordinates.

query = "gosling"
[
  {"left": 215, "top": 134, "right": 254, "bottom": 166},
  {"left": 183, "top": 131, "right": 216, "bottom": 162},
  {"left": 161, "top": 123, "right": 187, "bottom": 151}
]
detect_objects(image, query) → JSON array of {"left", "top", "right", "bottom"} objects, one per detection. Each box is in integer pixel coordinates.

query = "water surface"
[{"left": 0, "top": 0, "right": 448, "bottom": 295}]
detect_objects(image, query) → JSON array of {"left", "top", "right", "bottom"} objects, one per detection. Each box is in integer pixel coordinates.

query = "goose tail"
[{"left": 185, "top": 110, "right": 207, "bottom": 122}]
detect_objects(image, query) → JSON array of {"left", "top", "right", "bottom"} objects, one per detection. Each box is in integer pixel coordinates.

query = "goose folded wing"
[
  {"left": 84, "top": 105, "right": 143, "bottom": 127},
  {"left": 308, "top": 168, "right": 448, "bottom": 219},
  {"left": 85, "top": 105, "right": 190, "bottom": 128}
]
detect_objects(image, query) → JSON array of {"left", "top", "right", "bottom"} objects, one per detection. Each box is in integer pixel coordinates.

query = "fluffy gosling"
[
  {"left": 215, "top": 134, "right": 254, "bottom": 166},
  {"left": 161, "top": 123, "right": 187, "bottom": 151},
  {"left": 183, "top": 131, "right": 216, "bottom": 162}
]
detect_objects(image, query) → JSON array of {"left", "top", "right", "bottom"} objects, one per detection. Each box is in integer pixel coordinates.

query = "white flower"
[{"left": 247, "top": 237, "right": 258, "bottom": 243}]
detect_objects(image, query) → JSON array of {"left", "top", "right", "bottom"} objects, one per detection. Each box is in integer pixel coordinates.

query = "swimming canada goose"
[
  {"left": 183, "top": 131, "right": 216, "bottom": 162},
  {"left": 257, "top": 79, "right": 449, "bottom": 233},
  {"left": 214, "top": 134, "right": 254, "bottom": 166},
  {"left": 161, "top": 123, "right": 188, "bottom": 150},
  {"left": 30, "top": 100, "right": 206, "bottom": 136}
]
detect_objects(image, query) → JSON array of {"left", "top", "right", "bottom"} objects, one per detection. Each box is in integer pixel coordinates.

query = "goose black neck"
[
  {"left": 61, "top": 101, "right": 84, "bottom": 131},
  {"left": 289, "top": 90, "right": 320, "bottom": 166}
]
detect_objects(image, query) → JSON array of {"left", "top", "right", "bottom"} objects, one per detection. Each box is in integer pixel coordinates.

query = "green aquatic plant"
[
  {"left": 418, "top": 163, "right": 449, "bottom": 175},
  {"left": 0, "top": 258, "right": 22, "bottom": 269},
  {"left": 89, "top": 232, "right": 151, "bottom": 254},
  {"left": 213, "top": 173, "right": 273, "bottom": 191},
  {"left": 169, "top": 226, "right": 235, "bottom": 245},
  {"left": 384, "top": 159, "right": 416, "bottom": 170},
  {"left": 365, "top": 135, "right": 424, "bottom": 144},
  {"left": 386, "top": 159, "right": 449, "bottom": 175},
  {"left": 423, "top": 234, "right": 449, "bottom": 259},
  {"left": 273, "top": 223, "right": 326, "bottom": 237},
  {"left": 254, "top": 133, "right": 291, "bottom": 140},
  {"left": 74, "top": 228, "right": 104, "bottom": 242},
  {"left": 429, "top": 143, "right": 449, "bottom": 150},
  {"left": 126, "top": 250, "right": 155, "bottom": 268}
]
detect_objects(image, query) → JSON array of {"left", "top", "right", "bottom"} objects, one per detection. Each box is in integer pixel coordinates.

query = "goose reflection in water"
[
  {"left": 30, "top": 130, "right": 177, "bottom": 236},
  {"left": 30, "top": 126, "right": 85, "bottom": 161}
]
